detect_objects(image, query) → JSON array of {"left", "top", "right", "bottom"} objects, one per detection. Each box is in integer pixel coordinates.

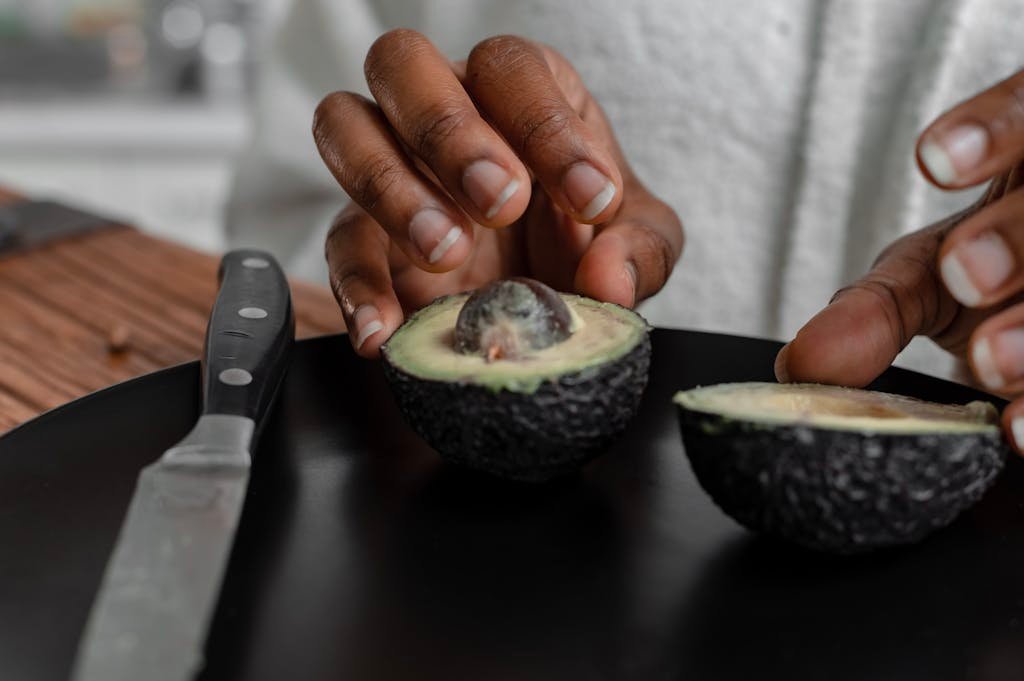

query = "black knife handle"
[{"left": 201, "top": 250, "right": 294, "bottom": 422}]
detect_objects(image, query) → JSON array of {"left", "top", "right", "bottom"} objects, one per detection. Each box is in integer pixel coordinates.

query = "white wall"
[{"left": 0, "top": 98, "right": 249, "bottom": 252}]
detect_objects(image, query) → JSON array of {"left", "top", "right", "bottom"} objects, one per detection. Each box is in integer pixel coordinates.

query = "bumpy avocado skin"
[
  {"left": 676, "top": 407, "right": 1008, "bottom": 553},
  {"left": 382, "top": 334, "right": 651, "bottom": 482}
]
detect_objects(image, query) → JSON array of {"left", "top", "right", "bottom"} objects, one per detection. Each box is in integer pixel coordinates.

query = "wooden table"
[{"left": 0, "top": 188, "right": 344, "bottom": 434}]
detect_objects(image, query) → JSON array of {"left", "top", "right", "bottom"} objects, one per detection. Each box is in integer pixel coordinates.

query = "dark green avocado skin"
[
  {"left": 676, "top": 406, "right": 1008, "bottom": 553},
  {"left": 382, "top": 334, "right": 651, "bottom": 482}
]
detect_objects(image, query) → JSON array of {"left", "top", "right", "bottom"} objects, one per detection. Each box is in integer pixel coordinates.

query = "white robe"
[{"left": 227, "top": 0, "right": 1024, "bottom": 377}]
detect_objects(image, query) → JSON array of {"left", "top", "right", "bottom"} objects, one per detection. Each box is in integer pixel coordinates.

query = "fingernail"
[
  {"left": 774, "top": 344, "right": 791, "bottom": 383},
  {"left": 463, "top": 160, "right": 519, "bottom": 219},
  {"left": 919, "top": 124, "right": 989, "bottom": 184},
  {"left": 974, "top": 328, "right": 1024, "bottom": 390},
  {"left": 409, "top": 208, "right": 462, "bottom": 264},
  {"left": 994, "top": 329, "right": 1024, "bottom": 386},
  {"left": 353, "top": 304, "right": 384, "bottom": 350},
  {"left": 563, "top": 163, "right": 616, "bottom": 220},
  {"left": 1011, "top": 417, "right": 1024, "bottom": 451},
  {"left": 972, "top": 336, "right": 1005, "bottom": 390},
  {"left": 940, "top": 232, "right": 1015, "bottom": 306}
]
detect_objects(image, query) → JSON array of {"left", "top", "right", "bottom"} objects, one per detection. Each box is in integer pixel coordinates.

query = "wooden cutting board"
[{"left": 0, "top": 188, "right": 344, "bottom": 433}]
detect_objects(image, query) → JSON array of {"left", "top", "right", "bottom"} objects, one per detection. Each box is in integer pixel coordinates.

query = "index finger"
[{"left": 776, "top": 222, "right": 959, "bottom": 386}]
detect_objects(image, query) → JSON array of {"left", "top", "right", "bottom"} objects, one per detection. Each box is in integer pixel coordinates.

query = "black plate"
[{"left": 2, "top": 329, "right": 1024, "bottom": 681}]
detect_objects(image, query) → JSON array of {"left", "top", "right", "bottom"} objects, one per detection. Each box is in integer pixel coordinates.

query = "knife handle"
[{"left": 201, "top": 250, "right": 295, "bottom": 422}]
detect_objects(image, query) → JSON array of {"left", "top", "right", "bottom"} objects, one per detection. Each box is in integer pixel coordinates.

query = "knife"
[
  {"left": 70, "top": 249, "right": 295, "bottom": 681},
  {"left": 0, "top": 199, "right": 121, "bottom": 253}
]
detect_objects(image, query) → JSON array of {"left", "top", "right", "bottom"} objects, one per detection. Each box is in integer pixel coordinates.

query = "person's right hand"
[{"left": 313, "top": 30, "right": 683, "bottom": 358}]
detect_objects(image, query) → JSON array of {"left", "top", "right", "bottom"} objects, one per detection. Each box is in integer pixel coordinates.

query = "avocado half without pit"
[
  {"left": 381, "top": 278, "right": 651, "bottom": 481},
  {"left": 674, "top": 382, "right": 1009, "bottom": 553}
]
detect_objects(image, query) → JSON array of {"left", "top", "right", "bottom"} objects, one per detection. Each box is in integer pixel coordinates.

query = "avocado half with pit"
[
  {"left": 381, "top": 278, "right": 651, "bottom": 481},
  {"left": 674, "top": 382, "right": 1009, "bottom": 553}
]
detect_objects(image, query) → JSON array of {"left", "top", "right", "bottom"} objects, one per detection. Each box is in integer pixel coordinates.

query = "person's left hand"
[{"left": 775, "top": 68, "right": 1024, "bottom": 452}]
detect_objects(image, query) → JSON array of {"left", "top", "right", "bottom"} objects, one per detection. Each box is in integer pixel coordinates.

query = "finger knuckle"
[
  {"left": 887, "top": 251, "right": 945, "bottom": 332},
  {"left": 633, "top": 225, "right": 678, "bottom": 293},
  {"left": 329, "top": 267, "right": 370, "bottom": 315},
  {"left": 331, "top": 267, "right": 362, "bottom": 299},
  {"left": 514, "top": 104, "right": 574, "bottom": 156},
  {"left": 467, "top": 34, "right": 541, "bottom": 91},
  {"left": 312, "top": 91, "right": 364, "bottom": 146},
  {"left": 844, "top": 268, "right": 937, "bottom": 350},
  {"left": 649, "top": 199, "right": 685, "bottom": 254},
  {"left": 410, "top": 101, "right": 471, "bottom": 160},
  {"left": 846, "top": 279, "right": 909, "bottom": 348},
  {"left": 468, "top": 34, "right": 533, "bottom": 71},
  {"left": 364, "top": 28, "right": 432, "bottom": 89},
  {"left": 325, "top": 204, "right": 363, "bottom": 251},
  {"left": 346, "top": 151, "right": 405, "bottom": 211}
]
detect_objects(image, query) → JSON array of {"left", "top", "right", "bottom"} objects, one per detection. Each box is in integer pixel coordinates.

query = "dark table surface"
[{"left": 2, "top": 329, "right": 1024, "bottom": 681}]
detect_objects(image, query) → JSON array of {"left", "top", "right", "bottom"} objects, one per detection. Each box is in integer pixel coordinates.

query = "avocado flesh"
[
  {"left": 384, "top": 293, "right": 646, "bottom": 394},
  {"left": 674, "top": 382, "right": 1000, "bottom": 433},
  {"left": 674, "top": 382, "right": 1008, "bottom": 553},
  {"left": 381, "top": 292, "right": 651, "bottom": 481}
]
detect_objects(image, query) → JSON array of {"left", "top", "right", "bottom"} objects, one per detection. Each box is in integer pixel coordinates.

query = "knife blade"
[
  {"left": 0, "top": 199, "right": 122, "bottom": 253},
  {"left": 71, "top": 249, "right": 295, "bottom": 681}
]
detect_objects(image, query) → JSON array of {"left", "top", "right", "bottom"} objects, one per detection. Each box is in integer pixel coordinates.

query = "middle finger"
[
  {"left": 364, "top": 29, "right": 531, "bottom": 226},
  {"left": 465, "top": 36, "right": 624, "bottom": 224}
]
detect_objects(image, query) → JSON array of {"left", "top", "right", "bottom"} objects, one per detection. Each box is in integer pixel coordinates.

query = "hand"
[
  {"left": 313, "top": 30, "right": 683, "bottom": 358},
  {"left": 776, "top": 68, "right": 1024, "bottom": 452}
]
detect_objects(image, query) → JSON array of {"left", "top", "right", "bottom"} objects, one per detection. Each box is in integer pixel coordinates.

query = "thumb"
[
  {"left": 574, "top": 187, "right": 684, "bottom": 308},
  {"left": 776, "top": 224, "right": 960, "bottom": 387}
]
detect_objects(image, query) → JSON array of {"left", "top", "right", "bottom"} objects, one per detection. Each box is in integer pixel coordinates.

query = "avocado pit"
[{"left": 454, "top": 278, "right": 573, "bottom": 361}]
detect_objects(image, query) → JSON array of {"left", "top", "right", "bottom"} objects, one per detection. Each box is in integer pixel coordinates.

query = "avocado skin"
[
  {"left": 382, "top": 334, "right": 651, "bottom": 482},
  {"left": 676, "top": 407, "right": 1008, "bottom": 553}
]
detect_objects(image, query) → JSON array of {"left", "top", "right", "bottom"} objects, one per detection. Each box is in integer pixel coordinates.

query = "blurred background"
[{"left": 0, "top": 0, "right": 288, "bottom": 251}]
